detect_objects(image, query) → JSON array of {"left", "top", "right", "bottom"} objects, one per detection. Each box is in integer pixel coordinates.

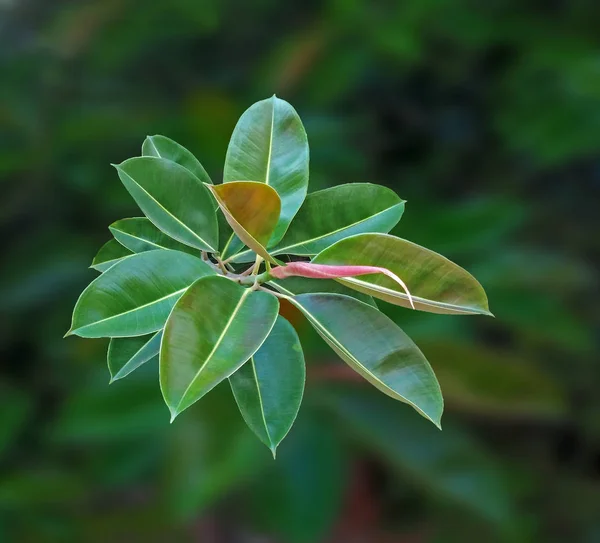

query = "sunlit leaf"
[
  {"left": 313, "top": 233, "right": 491, "bottom": 315},
  {"left": 90, "top": 239, "right": 133, "bottom": 272},
  {"left": 224, "top": 95, "right": 309, "bottom": 245},
  {"left": 142, "top": 135, "right": 212, "bottom": 184},
  {"left": 230, "top": 316, "right": 305, "bottom": 456},
  {"left": 160, "top": 276, "right": 279, "bottom": 419},
  {"left": 208, "top": 181, "right": 280, "bottom": 263},
  {"left": 109, "top": 217, "right": 196, "bottom": 255},
  {"left": 114, "top": 157, "right": 218, "bottom": 252},
  {"left": 108, "top": 330, "right": 163, "bottom": 382},
  {"left": 67, "top": 250, "right": 215, "bottom": 338},
  {"left": 287, "top": 293, "right": 443, "bottom": 427}
]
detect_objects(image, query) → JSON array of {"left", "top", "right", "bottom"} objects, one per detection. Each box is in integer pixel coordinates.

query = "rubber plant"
[{"left": 66, "top": 96, "right": 491, "bottom": 457}]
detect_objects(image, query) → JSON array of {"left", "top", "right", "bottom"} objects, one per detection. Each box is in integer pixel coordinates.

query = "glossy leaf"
[
  {"left": 272, "top": 183, "right": 404, "bottom": 256},
  {"left": 224, "top": 95, "right": 309, "bottom": 245},
  {"left": 313, "top": 233, "right": 491, "bottom": 315},
  {"left": 114, "top": 157, "right": 218, "bottom": 252},
  {"left": 288, "top": 293, "right": 443, "bottom": 427},
  {"left": 109, "top": 217, "right": 196, "bottom": 255},
  {"left": 208, "top": 181, "right": 281, "bottom": 263},
  {"left": 108, "top": 330, "right": 162, "bottom": 382},
  {"left": 230, "top": 316, "right": 305, "bottom": 456},
  {"left": 142, "top": 135, "right": 212, "bottom": 184},
  {"left": 160, "top": 276, "right": 279, "bottom": 420},
  {"left": 268, "top": 276, "right": 376, "bottom": 307},
  {"left": 90, "top": 239, "right": 133, "bottom": 272},
  {"left": 68, "top": 250, "right": 215, "bottom": 338}
]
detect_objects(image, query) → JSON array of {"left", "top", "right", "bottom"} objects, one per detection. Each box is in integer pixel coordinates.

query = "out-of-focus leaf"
[
  {"left": 160, "top": 276, "right": 279, "bottom": 419},
  {"left": 268, "top": 276, "right": 377, "bottom": 307},
  {"left": 108, "top": 331, "right": 162, "bottom": 382},
  {"left": 142, "top": 135, "right": 212, "bottom": 184},
  {"left": 288, "top": 293, "right": 443, "bottom": 427},
  {"left": 271, "top": 183, "right": 405, "bottom": 257},
  {"left": 230, "top": 316, "right": 305, "bottom": 456},
  {"left": 109, "top": 218, "right": 196, "bottom": 255},
  {"left": 114, "top": 157, "right": 218, "bottom": 252},
  {"left": 313, "top": 233, "right": 491, "bottom": 315},
  {"left": 223, "top": 95, "right": 309, "bottom": 245},
  {"left": 68, "top": 250, "right": 215, "bottom": 338},
  {"left": 422, "top": 342, "right": 565, "bottom": 418},
  {"left": 90, "top": 239, "right": 133, "bottom": 272},
  {"left": 208, "top": 181, "right": 280, "bottom": 263},
  {"left": 0, "top": 385, "right": 32, "bottom": 458},
  {"left": 321, "top": 387, "right": 513, "bottom": 525}
]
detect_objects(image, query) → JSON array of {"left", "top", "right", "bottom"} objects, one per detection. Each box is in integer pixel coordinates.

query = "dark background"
[{"left": 1, "top": 1, "right": 599, "bottom": 541}]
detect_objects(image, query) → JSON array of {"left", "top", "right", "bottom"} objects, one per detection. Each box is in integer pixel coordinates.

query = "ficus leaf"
[
  {"left": 68, "top": 250, "right": 215, "bottom": 338},
  {"left": 230, "top": 316, "right": 305, "bottom": 457},
  {"left": 160, "top": 275, "right": 279, "bottom": 420},
  {"left": 114, "top": 157, "right": 218, "bottom": 252},
  {"left": 108, "top": 331, "right": 162, "bottom": 382},
  {"left": 208, "top": 181, "right": 281, "bottom": 264},
  {"left": 142, "top": 135, "right": 212, "bottom": 184},
  {"left": 313, "top": 233, "right": 492, "bottom": 315},
  {"left": 224, "top": 95, "right": 309, "bottom": 245},
  {"left": 287, "top": 293, "right": 443, "bottom": 427},
  {"left": 90, "top": 239, "right": 133, "bottom": 272},
  {"left": 109, "top": 217, "right": 196, "bottom": 255}
]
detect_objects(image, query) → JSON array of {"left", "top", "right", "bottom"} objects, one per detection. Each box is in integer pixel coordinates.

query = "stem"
[
  {"left": 252, "top": 255, "right": 263, "bottom": 275},
  {"left": 215, "top": 257, "right": 228, "bottom": 275}
]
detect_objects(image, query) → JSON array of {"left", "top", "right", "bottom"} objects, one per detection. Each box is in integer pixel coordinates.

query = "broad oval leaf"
[
  {"left": 208, "top": 181, "right": 280, "bottom": 263},
  {"left": 160, "top": 276, "right": 279, "bottom": 420},
  {"left": 230, "top": 316, "right": 305, "bottom": 456},
  {"left": 109, "top": 217, "right": 196, "bottom": 255},
  {"left": 91, "top": 239, "right": 133, "bottom": 272},
  {"left": 267, "top": 276, "right": 376, "bottom": 307},
  {"left": 288, "top": 293, "right": 443, "bottom": 427},
  {"left": 114, "top": 157, "right": 218, "bottom": 252},
  {"left": 224, "top": 95, "right": 309, "bottom": 245},
  {"left": 142, "top": 135, "right": 212, "bottom": 184},
  {"left": 272, "top": 183, "right": 404, "bottom": 256},
  {"left": 108, "top": 330, "right": 162, "bottom": 382},
  {"left": 313, "top": 233, "right": 491, "bottom": 315},
  {"left": 68, "top": 250, "right": 215, "bottom": 338}
]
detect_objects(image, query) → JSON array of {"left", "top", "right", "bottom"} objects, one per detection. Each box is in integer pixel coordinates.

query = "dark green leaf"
[
  {"left": 108, "top": 331, "right": 163, "bottom": 382},
  {"left": 109, "top": 217, "right": 196, "bottom": 255},
  {"left": 160, "top": 276, "right": 279, "bottom": 420},
  {"left": 90, "top": 239, "right": 133, "bottom": 272}
]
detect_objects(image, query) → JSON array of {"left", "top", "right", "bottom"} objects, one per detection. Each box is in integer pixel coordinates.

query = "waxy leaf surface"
[
  {"left": 230, "top": 316, "right": 305, "bottom": 456},
  {"left": 160, "top": 276, "right": 279, "bottom": 419},
  {"left": 208, "top": 181, "right": 280, "bottom": 263},
  {"left": 108, "top": 331, "right": 162, "bottom": 382},
  {"left": 109, "top": 217, "right": 196, "bottom": 255},
  {"left": 313, "top": 233, "right": 491, "bottom": 315},
  {"left": 142, "top": 135, "right": 212, "bottom": 184},
  {"left": 91, "top": 239, "right": 133, "bottom": 272},
  {"left": 68, "top": 250, "right": 215, "bottom": 338},
  {"left": 288, "top": 293, "right": 443, "bottom": 427},
  {"left": 271, "top": 183, "right": 404, "bottom": 256},
  {"left": 224, "top": 96, "right": 309, "bottom": 245},
  {"left": 115, "top": 157, "right": 218, "bottom": 252}
]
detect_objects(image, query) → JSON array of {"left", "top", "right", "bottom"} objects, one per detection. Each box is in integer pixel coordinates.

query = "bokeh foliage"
[{"left": 0, "top": 1, "right": 598, "bottom": 541}]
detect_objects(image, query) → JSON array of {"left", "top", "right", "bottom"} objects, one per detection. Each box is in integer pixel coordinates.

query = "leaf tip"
[
  {"left": 270, "top": 445, "right": 277, "bottom": 459},
  {"left": 169, "top": 409, "right": 178, "bottom": 424},
  {"left": 63, "top": 329, "right": 74, "bottom": 338}
]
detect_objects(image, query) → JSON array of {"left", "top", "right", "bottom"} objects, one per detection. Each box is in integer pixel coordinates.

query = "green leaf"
[
  {"left": 224, "top": 95, "right": 309, "bottom": 245},
  {"left": 108, "top": 331, "right": 163, "bottom": 382},
  {"left": 109, "top": 217, "right": 196, "bottom": 255},
  {"left": 272, "top": 183, "right": 404, "bottom": 256},
  {"left": 114, "top": 157, "right": 218, "bottom": 252},
  {"left": 230, "top": 316, "right": 305, "bottom": 456},
  {"left": 160, "top": 276, "right": 279, "bottom": 420},
  {"left": 287, "top": 293, "right": 443, "bottom": 427},
  {"left": 142, "top": 135, "right": 212, "bottom": 184},
  {"left": 67, "top": 250, "right": 215, "bottom": 338},
  {"left": 268, "top": 276, "right": 377, "bottom": 307},
  {"left": 313, "top": 233, "right": 491, "bottom": 315},
  {"left": 208, "top": 181, "right": 281, "bottom": 263},
  {"left": 90, "top": 239, "right": 133, "bottom": 272}
]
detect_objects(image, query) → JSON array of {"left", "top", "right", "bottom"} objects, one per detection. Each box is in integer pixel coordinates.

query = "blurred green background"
[{"left": 1, "top": 1, "right": 599, "bottom": 541}]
